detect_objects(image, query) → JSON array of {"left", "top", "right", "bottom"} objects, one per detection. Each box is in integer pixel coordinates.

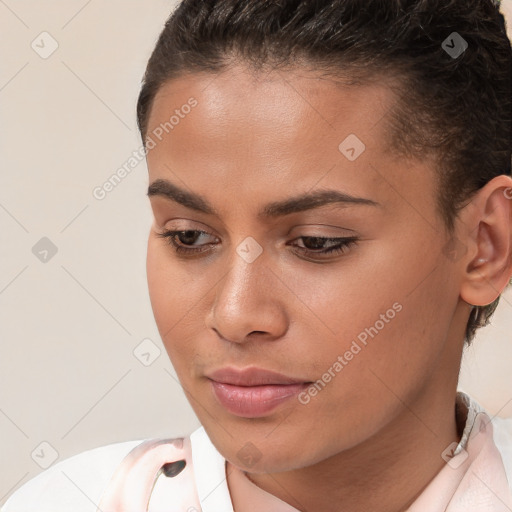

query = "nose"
[{"left": 204, "top": 247, "right": 289, "bottom": 344}]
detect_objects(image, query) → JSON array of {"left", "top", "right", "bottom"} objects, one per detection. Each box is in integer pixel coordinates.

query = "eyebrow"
[{"left": 147, "top": 178, "right": 380, "bottom": 218}]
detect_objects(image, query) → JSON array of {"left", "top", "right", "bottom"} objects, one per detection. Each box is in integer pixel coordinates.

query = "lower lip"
[{"left": 209, "top": 380, "right": 309, "bottom": 417}]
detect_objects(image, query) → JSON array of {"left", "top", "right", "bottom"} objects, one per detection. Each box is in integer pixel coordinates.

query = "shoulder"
[
  {"left": 1, "top": 427, "right": 231, "bottom": 512},
  {"left": 491, "top": 414, "right": 512, "bottom": 485},
  {"left": 465, "top": 391, "right": 512, "bottom": 488},
  {"left": 1, "top": 439, "right": 146, "bottom": 512}
]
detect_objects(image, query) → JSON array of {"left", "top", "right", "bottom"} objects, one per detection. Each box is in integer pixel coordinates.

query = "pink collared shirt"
[{"left": 2, "top": 392, "right": 511, "bottom": 511}]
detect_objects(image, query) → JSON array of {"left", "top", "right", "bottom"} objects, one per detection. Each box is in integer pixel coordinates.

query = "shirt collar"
[{"left": 190, "top": 391, "right": 512, "bottom": 511}]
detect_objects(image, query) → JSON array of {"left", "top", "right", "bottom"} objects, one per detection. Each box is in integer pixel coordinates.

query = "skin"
[{"left": 145, "top": 64, "right": 512, "bottom": 512}]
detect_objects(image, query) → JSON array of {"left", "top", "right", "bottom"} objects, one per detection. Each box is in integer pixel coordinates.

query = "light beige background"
[{"left": 0, "top": 0, "right": 511, "bottom": 504}]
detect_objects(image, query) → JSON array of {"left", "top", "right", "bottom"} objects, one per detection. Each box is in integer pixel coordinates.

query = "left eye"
[
  {"left": 290, "top": 235, "right": 358, "bottom": 257},
  {"left": 156, "top": 229, "right": 358, "bottom": 259}
]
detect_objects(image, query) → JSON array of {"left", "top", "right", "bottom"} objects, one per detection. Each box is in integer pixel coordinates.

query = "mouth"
[{"left": 206, "top": 366, "right": 312, "bottom": 418}]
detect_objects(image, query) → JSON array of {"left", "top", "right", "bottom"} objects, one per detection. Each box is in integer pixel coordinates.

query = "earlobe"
[{"left": 459, "top": 175, "right": 512, "bottom": 307}]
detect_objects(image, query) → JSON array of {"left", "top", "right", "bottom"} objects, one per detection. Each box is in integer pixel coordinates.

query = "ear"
[{"left": 459, "top": 175, "right": 512, "bottom": 307}]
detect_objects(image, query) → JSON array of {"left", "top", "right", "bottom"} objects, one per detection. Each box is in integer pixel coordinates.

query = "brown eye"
[
  {"left": 156, "top": 229, "right": 219, "bottom": 255},
  {"left": 290, "top": 236, "right": 358, "bottom": 258}
]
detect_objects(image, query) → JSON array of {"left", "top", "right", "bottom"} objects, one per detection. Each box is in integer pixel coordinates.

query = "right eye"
[{"left": 156, "top": 229, "right": 220, "bottom": 255}]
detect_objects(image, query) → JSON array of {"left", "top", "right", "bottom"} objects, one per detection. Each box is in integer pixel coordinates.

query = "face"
[{"left": 145, "top": 64, "right": 466, "bottom": 473}]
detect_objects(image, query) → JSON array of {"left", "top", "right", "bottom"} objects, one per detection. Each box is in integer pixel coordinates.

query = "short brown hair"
[{"left": 137, "top": 0, "right": 512, "bottom": 344}]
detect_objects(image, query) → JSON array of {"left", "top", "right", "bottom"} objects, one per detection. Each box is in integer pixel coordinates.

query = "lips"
[
  {"left": 207, "top": 366, "right": 307, "bottom": 386},
  {"left": 206, "top": 366, "right": 311, "bottom": 417}
]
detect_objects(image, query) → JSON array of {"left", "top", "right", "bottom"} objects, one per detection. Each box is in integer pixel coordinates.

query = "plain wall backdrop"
[{"left": 0, "top": 0, "right": 511, "bottom": 504}]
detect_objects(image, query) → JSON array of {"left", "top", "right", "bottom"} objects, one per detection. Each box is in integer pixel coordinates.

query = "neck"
[{"left": 233, "top": 385, "right": 462, "bottom": 512}]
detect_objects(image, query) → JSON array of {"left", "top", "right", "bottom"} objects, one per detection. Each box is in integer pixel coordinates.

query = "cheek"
[
  {"left": 147, "top": 236, "right": 201, "bottom": 322},
  {"left": 146, "top": 238, "right": 190, "bottom": 351},
  {"left": 309, "top": 239, "right": 454, "bottom": 402},
  {"left": 339, "top": 253, "right": 457, "bottom": 403},
  {"left": 146, "top": 237, "right": 174, "bottom": 327},
  {"left": 146, "top": 236, "right": 212, "bottom": 369}
]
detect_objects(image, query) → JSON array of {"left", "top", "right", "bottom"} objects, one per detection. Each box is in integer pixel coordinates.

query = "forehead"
[
  {"left": 145, "top": 64, "right": 437, "bottom": 225},
  {"left": 147, "top": 64, "right": 396, "bottom": 153}
]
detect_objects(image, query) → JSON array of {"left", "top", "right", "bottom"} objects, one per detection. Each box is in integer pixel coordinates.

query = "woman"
[{"left": 3, "top": 0, "right": 512, "bottom": 510}]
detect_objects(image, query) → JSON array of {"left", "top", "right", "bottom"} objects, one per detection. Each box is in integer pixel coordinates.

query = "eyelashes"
[
  {"left": 156, "top": 229, "right": 216, "bottom": 255},
  {"left": 155, "top": 229, "right": 358, "bottom": 260}
]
